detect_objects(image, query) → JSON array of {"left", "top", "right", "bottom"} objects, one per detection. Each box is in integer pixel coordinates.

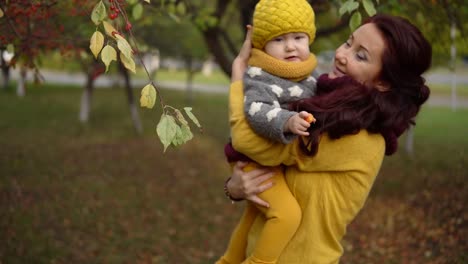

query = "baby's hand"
[{"left": 284, "top": 111, "right": 315, "bottom": 136}]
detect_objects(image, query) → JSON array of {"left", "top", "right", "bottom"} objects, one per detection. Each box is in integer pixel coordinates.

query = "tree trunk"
[
  {"left": 195, "top": 0, "right": 350, "bottom": 77},
  {"left": 201, "top": 27, "right": 233, "bottom": 77},
  {"left": 17, "top": 66, "right": 26, "bottom": 97},
  {"left": 1, "top": 50, "right": 11, "bottom": 90},
  {"left": 79, "top": 66, "right": 95, "bottom": 123},
  {"left": 119, "top": 62, "right": 143, "bottom": 134}
]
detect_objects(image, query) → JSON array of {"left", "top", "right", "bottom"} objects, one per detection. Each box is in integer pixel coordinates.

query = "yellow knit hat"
[{"left": 252, "top": 0, "right": 316, "bottom": 49}]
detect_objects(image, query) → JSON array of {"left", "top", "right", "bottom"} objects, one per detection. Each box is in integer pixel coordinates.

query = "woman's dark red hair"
[{"left": 291, "top": 14, "right": 432, "bottom": 155}]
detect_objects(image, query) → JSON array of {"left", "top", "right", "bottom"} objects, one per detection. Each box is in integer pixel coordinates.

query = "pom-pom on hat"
[{"left": 252, "top": 0, "right": 316, "bottom": 49}]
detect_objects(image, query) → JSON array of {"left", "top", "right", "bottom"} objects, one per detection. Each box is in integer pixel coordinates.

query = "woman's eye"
[
  {"left": 356, "top": 52, "right": 367, "bottom": 61},
  {"left": 345, "top": 41, "right": 351, "bottom": 47}
]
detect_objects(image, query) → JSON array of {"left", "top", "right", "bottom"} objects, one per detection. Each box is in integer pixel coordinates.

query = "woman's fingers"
[
  {"left": 231, "top": 161, "right": 274, "bottom": 200},
  {"left": 238, "top": 25, "right": 253, "bottom": 60},
  {"left": 231, "top": 25, "right": 253, "bottom": 82},
  {"left": 252, "top": 171, "right": 274, "bottom": 187},
  {"left": 248, "top": 195, "right": 270, "bottom": 208}
]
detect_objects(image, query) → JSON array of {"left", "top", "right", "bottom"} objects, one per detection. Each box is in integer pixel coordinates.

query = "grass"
[
  {"left": 0, "top": 83, "right": 467, "bottom": 263},
  {"left": 428, "top": 83, "right": 468, "bottom": 98}
]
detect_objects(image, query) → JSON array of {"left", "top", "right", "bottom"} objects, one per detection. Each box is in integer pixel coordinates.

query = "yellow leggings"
[{"left": 216, "top": 163, "right": 301, "bottom": 264}]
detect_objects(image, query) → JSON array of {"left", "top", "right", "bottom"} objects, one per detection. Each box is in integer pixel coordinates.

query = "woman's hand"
[
  {"left": 227, "top": 161, "right": 275, "bottom": 207},
  {"left": 231, "top": 25, "right": 252, "bottom": 82}
]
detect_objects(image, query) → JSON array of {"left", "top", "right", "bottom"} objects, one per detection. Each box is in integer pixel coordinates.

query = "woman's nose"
[{"left": 335, "top": 50, "right": 346, "bottom": 64}]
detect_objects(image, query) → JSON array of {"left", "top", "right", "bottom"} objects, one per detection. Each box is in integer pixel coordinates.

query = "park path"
[{"left": 9, "top": 68, "right": 468, "bottom": 108}]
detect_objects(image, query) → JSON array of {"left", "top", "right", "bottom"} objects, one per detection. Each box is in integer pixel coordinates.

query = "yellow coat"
[{"left": 229, "top": 80, "right": 385, "bottom": 263}]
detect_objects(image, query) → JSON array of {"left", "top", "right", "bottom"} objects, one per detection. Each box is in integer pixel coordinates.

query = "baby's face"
[{"left": 264, "top": 32, "right": 310, "bottom": 62}]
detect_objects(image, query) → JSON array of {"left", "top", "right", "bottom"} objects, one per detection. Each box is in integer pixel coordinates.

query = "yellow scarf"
[{"left": 248, "top": 48, "right": 317, "bottom": 82}]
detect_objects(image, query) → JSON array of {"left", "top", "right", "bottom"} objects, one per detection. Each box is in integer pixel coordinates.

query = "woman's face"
[{"left": 329, "top": 23, "right": 387, "bottom": 89}]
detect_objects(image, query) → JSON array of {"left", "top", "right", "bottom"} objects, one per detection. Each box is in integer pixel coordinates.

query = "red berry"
[{"left": 125, "top": 22, "right": 132, "bottom": 31}]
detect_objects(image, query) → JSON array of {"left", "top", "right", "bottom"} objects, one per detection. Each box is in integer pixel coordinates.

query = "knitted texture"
[
  {"left": 248, "top": 48, "right": 317, "bottom": 82},
  {"left": 252, "top": 0, "right": 316, "bottom": 49}
]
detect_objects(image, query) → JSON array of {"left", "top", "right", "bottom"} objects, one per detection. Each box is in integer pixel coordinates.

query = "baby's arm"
[
  {"left": 284, "top": 111, "right": 316, "bottom": 136},
  {"left": 244, "top": 75, "right": 297, "bottom": 144}
]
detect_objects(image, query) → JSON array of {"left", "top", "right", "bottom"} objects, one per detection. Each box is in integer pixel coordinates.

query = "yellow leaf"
[
  {"left": 103, "top": 21, "right": 118, "bottom": 38},
  {"left": 101, "top": 45, "right": 117, "bottom": 72},
  {"left": 120, "top": 53, "right": 136, "bottom": 73},
  {"left": 144, "top": 0, "right": 150, "bottom": 3},
  {"left": 90, "top": 31, "right": 104, "bottom": 59},
  {"left": 140, "top": 83, "right": 157, "bottom": 109},
  {"left": 115, "top": 35, "right": 133, "bottom": 60},
  {"left": 0, "top": 8, "right": 4, "bottom": 18}
]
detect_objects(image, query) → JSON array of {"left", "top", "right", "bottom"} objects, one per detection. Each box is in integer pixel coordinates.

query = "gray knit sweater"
[{"left": 244, "top": 66, "right": 317, "bottom": 143}]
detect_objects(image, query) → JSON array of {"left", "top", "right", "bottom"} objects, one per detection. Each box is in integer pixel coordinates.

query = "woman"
[{"left": 221, "top": 14, "right": 432, "bottom": 263}]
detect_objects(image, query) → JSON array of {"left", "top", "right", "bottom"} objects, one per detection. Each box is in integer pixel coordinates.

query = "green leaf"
[
  {"left": 140, "top": 83, "right": 157, "bottom": 109},
  {"left": 132, "top": 3, "right": 143, "bottom": 20},
  {"left": 363, "top": 0, "right": 377, "bottom": 17},
  {"left": 176, "top": 2, "right": 186, "bottom": 16},
  {"left": 349, "top": 11, "right": 362, "bottom": 31},
  {"left": 115, "top": 34, "right": 133, "bottom": 60},
  {"left": 183, "top": 107, "right": 202, "bottom": 130},
  {"left": 172, "top": 124, "right": 193, "bottom": 147},
  {"left": 180, "top": 124, "right": 193, "bottom": 141},
  {"left": 101, "top": 45, "right": 117, "bottom": 72},
  {"left": 348, "top": 1, "right": 359, "bottom": 13},
  {"left": 206, "top": 16, "right": 218, "bottom": 28},
  {"left": 6, "top": 44, "right": 14, "bottom": 54},
  {"left": 157, "top": 114, "right": 178, "bottom": 152},
  {"left": 167, "top": 3, "right": 176, "bottom": 14},
  {"left": 91, "top": 1, "right": 107, "bottom": 26},
  {"left": 171, "top": 125, "right": 184, "bottom": 147},
  {"left": 339, "top": 1, "right": 350, "bottom": 16},
  {"left": 90, "top": 30, "right": 104, "bottom": 59}
]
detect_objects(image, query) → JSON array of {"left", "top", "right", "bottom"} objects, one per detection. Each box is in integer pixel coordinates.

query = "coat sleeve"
[
  {"left": 243, "top": 74, "right": 297, "bottom": 144},
  {"left": 230, "top": 80, "right": 297, "bottom": 166},
  {"left": 230, "top": 80, "right": 386, "bottom": 171}
]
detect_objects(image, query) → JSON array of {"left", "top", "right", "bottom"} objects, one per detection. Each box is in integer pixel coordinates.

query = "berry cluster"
[{"left": 107, "top": 0, "right": 132, "bottom": 31}]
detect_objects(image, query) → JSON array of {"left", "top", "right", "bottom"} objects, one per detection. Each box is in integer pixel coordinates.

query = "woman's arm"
[
  {"left": 230, "top": 82, "right": 298, "bottom": 166},
  {"left": 230, "top": 26, "right": 298, "bottom": 166}
]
